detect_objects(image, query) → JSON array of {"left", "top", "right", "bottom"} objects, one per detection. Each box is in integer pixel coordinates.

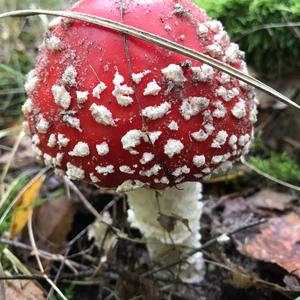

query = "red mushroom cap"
[{"left": 23, "top": 0, "right": 258, "bottom": 191}]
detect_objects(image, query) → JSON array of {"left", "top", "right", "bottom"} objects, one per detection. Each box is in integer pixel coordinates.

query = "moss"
[
  {"left": 250, "top": 153, "right": 300, "bottom": 183},
  {"left": 194, "top": 0, "right": 300, "bottom": 77},
  {"left": 249, "top": 135, "right": 300, "bottom": 183}
]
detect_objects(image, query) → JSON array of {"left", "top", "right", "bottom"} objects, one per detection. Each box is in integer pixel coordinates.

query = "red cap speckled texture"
[{"left": 23, "top": 0, "right": 258, "bottom": 191}]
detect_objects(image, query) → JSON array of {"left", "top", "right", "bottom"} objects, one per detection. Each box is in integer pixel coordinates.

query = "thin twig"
[
  {"left": 0, "top": 274, "right": 45, "bottom": 281},
  {"left": 0, "top": 270, "right": 97, "bottom": 281},
  {"left": 203, "top": 258, "right": 296, "bottom": 298},
  {"left": 66, "top": 226, "right": 89, "bottom": 247},
  {"left": 64, "top": 176, "right": 101, "bottom": 219},
  {"left": 46, "top": 246, "right": 72, "bottom": 300},
  {"left": 27, "top": 214, "right": 68, "bottom": 300},
  {"left": 64, "top": 176, "right": 145, "bottom": 244},
  {"left": 0, "top": 10, "right": 299, "bottom": 111},
  {"left": 99, "top": 195, "right": 122, "bottom": 215},
  {"left": 143, "top": 218, "right": 267, "bottom": 277},
  {"left": 0, "top": 237, "right": 88, "bottom": 271}
]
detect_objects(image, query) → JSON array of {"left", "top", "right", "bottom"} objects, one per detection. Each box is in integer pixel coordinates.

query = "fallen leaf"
[
  {"left": 247, "top": 189, "right": 297, "bottom": 212},
  {"left": 157, "top": 213, "right": 192, "bottom": 234},
  {"left": 243, "top": 213, "right": 300, "bottom": 278},
  {"left": 157, "top": 213, "right": 177, "bottom": 233},
  {"left": 5, "top": 280, "right": 45, "bottom": 300},
  {"left": 32, "top": 195, "right": 75, "bottom": 253},
  {"left": 223, "top": 196, "right": 250, "bottom": 221},
  {"left": 19, "top": 195, "right": 75, "bottom": 270},
  {"left": 222, "top": 189, "right": 297, "bottom": 225},
  {"left": 9, "top": 175, "right": 45, "bottom": 239}
]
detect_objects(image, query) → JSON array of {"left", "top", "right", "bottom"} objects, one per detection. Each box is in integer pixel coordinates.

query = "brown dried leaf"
[
  {"left": 33, "top": 195, "right": 75, "bottom": 252},
  {"left": 5, "top": 280, "right": 45, "bottom": 300},
  {"left": 157, "top": 213, "right": 192, "bottom": 233},
  {"left": 222, "top": 189, "right": 296, "bottom": 225},
  {"left": 20, "top": 195, "right": 75, "bottom": 269},
  {"left": 243, "top": 213, "right": 300, "bottom": 278},
  {"left": 157, "top": 213, "right": 177, "bottom": 233},
  {"left": 247, "top": 189, "right": 297, "bottom": 211},
  {"left": 223, "top": 196, "right": 250, "bottom": 220}
]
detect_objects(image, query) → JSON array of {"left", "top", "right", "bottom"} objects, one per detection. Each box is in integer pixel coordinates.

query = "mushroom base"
[{"left": 127, "top": 182, "right": 205, "bottom": 283}]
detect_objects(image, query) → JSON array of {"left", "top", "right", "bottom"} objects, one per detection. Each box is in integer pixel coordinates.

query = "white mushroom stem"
[{"left": 127, "top": 182, "right": 205, "bottom": 283}]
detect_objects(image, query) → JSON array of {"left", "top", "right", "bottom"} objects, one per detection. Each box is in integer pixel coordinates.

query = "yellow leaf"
[{"left": 9, "top": 175, "right": 45, "bottom": 239}]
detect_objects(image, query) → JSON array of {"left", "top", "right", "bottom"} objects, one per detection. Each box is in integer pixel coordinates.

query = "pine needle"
[{"left": 0, "top": 9, "right": 299, "bottom": 111}]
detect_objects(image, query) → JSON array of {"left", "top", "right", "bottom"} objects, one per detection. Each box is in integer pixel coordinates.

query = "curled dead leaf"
[
  {"left": 157, "top": 213, "right": 192, "bottom": 233},
  {"left": 157, "top": 213, "right": 177, "bottom": 233}
]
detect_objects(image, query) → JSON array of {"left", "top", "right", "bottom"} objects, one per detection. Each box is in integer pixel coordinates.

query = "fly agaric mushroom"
[{"left": 23, "top": 0, "right": 258, "bottom": 282}]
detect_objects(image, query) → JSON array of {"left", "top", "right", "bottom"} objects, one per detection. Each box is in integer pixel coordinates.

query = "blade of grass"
[
  {"left": 0, "top": 262, "right": 5, "bottom": 300},
  {"left": 27, "top": 213, "right": 68, "bottom": 300},
  {"left": 3, "top": 248, "right": 32, "bottom": 275},
  {"left": 0, "top": 9, "right": 299, "bottom": 111},
  {"left": 0, "top": 130, "right": 25, "bottom": 194},
  {"left": 0, "top": 167, "right": 48, "bottom": 228},
  {"left": 0, "top": 64, "right": 25, "bottom": 81},
  {"left": 0, "top": 172, "right": 29, "bottom": 211},
  {"left": 0, "top": 127, "right": 21, "bottom": 140}
]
